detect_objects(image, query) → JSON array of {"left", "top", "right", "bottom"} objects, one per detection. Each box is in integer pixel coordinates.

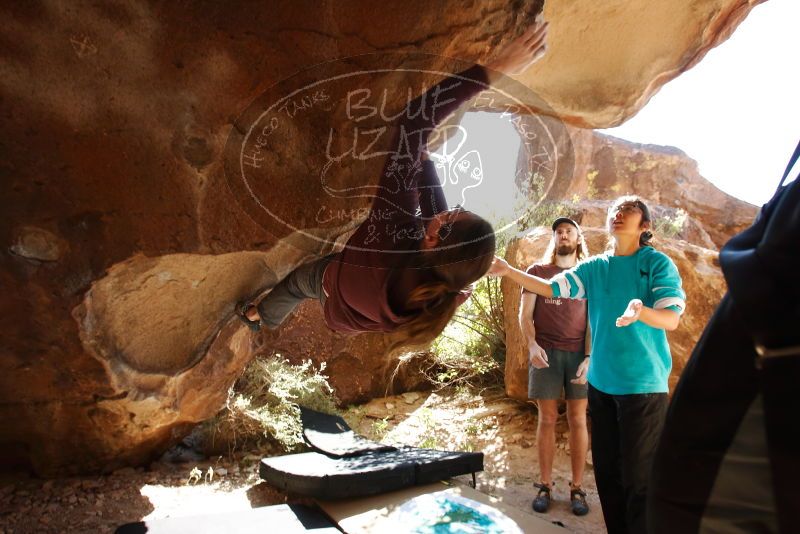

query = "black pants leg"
[
  {"left": 590, "top": 385, "right": 669, "bottom": 534},
  {"left": 256, "top": 256, "right": 333, "bottom": 329},
  {"left": 590, "top": 384, "right": 627, "bottom": 534},
  {"left": 619, "top": 391, "right": 669, "bottom": 534}
]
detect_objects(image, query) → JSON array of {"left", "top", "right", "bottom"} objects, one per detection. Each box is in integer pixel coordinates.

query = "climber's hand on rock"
[{"left": 486, "top": 13, "right": 549, "bottom": 79}]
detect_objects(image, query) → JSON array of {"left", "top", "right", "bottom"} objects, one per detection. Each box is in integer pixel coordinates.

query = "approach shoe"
[
  {"left": 570, "top": 484, "right": 590, "bottom": 516},
  {"left": 532, "top": 482, "right": 552, "bottom": 513}
]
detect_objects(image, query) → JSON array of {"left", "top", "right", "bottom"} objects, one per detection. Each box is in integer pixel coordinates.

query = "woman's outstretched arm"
[
  {"left": 488, "top": 256, "right": 554, "bottom": 298},
  {"left": 616, "top": 252, "right": 685, "bottom": 331},
  {"left": 616, "top": 300, "right": 681, "bottom": 331}
]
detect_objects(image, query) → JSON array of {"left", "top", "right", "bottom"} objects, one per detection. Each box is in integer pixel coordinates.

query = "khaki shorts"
[{"left": 528, "top": 348, "right": 588, "bottom": 400}]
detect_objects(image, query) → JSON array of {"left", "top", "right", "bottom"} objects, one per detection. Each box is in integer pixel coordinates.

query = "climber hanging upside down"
[{"left": 236, "top": 15, "right": 549, "bottom": 348}]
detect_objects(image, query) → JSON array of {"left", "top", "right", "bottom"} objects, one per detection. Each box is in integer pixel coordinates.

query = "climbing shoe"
[
  {"left": 570, "top": 484, "right": 590, "bottom": 516},
  {"left": 532, "top": 482, "right": 552, "bottom": 513},
  {"left": 235, "top": 301, "right": 261, "bottom": 332}
]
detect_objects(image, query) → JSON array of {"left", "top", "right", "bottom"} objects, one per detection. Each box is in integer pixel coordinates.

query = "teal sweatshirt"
[{"left": 550, "top": 247, "right": 686, "bottom": 394}]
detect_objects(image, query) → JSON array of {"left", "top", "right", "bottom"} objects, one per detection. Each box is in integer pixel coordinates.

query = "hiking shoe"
[
  {"left": 532, "top": 482, "right": 552, "bottom": 513},
  {"left": 570, "top": 485, "right": 590, "bottom": 516}
]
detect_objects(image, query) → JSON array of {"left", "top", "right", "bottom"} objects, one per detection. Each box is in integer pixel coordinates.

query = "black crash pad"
[
  {"left": 115, "top": 503, "right": 339, "bottom": 534},
  {"left": 260, "top": 447, "right": 484, "bottom": 500},
  {"left": 300, "top": 407, "right": 396, "bottom": 457}
]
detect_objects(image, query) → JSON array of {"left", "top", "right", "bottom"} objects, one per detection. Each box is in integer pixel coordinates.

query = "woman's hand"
[
  {"left": 616, "top": 299, "right": 643, "bottom": 327},
  {"left": 487, "top": 256, "right": 510, "bottom": 277},
  {"left": 486, "top": 14, "right": 549, "bottom": 77},
  {"left": 489, "top": 257, "right": 555, "bottom": 298}
]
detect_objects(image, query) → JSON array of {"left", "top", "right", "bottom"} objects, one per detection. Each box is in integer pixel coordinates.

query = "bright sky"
[
  {"left": 601, "top": 0, "right": 799, "bottom": 206},
  {"left": 435, "top": 112, "right": 522, "bottom": 226},
  {"left": 441, "top": 0, "right": 798, "bottom": 223}
]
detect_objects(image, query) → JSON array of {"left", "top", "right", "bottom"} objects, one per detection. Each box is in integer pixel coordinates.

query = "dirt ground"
[{"left": 0, "top": 388, "right": 606, "bottom": 533}]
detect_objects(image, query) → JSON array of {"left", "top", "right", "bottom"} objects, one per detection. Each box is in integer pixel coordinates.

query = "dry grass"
[{"left": 200, "top": 356, "right": 338, "bottom": 454}]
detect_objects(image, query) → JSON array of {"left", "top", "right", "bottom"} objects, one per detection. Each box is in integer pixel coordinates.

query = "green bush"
[
  {"left": 653, "top": 208, "right": 687, "bottom": 239},
  {"left": 427, "top": 200, "right": 582, "bottom": 390},
  {"left": 202, "top": 356, "right": 337, "bottom": 453},
  {"left": 427, "top": 231, "right": 511, "bottom": 390},
  {"left": 516, "top": 199, "right": 581, "bottom": 233}
]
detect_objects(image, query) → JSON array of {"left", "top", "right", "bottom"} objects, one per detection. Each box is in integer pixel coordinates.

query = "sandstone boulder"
[
  {"left": 518, "top": 0, "right": 763, "bottom": 127},
  {"left": 515, "top": 122, "right": 759, "bottom": 250},
  {"left": 0, "top": 1, "right": 758, "bottom": 474}
]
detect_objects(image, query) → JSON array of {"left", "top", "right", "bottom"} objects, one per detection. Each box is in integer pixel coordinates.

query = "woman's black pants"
[{"left": 589, "top": 384, "right": 669, "bottom": 534}]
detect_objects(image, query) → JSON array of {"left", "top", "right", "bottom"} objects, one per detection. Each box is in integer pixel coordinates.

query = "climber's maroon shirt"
[{"left": 322, "top": 65, "right": 489, "bottom": 333}]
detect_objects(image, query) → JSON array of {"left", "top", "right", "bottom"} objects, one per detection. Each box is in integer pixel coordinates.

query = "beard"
[{"left": 556, "top": 243, "right": 577, "bottom": 256}]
